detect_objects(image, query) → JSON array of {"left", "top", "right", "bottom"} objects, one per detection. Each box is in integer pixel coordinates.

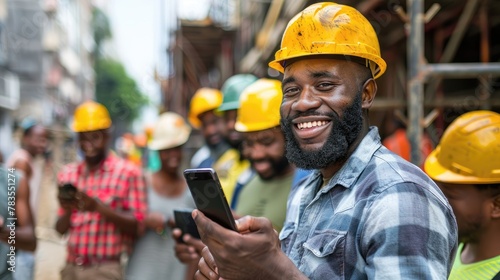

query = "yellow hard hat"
[
  {"left": 72, "top": 101, "right": 112, "bottom": 132},
  {"left": 424, "top": 110, "right": 500, "bottom": 184},
  {"left": 235, "top": 79, "right": 282, "bottom": 132},
  {"left": 188, "top": 88, "right": 223, "bottom": 129},
  {"left": 269, "top": 2, "right": 387, "bottom": 79}
]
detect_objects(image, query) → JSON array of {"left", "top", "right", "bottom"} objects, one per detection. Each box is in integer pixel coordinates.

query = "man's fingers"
[
  {"left": 192, "top": 209, "right": 222, "bottom": 243},
  {"left": 194, "top": 269, "right": 214, "bottom": 280},
  {"left": 192, "top": 210, "right": 233, "bottom": 245},
  {"left": 184, "top": 234, "right": 206, "bottom": 252},
  {"left": 235, "top": 215, "right": 272, "bottom": 233},
  {"left": 174, "top": 242, "right": 199, "bottom": 263},
  {"left": 172, "top": 228, "right": 182, "bottom": 239},
  {"left": 200, "top": 246, "right": 217, "bottom": 271},
  {"left": 196, "top": 248, "right": 219, "bottom": 280}
]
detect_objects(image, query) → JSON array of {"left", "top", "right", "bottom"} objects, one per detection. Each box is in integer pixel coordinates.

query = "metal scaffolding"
[{"left": 407, "top": 0, "right": 500, "bottom": 165}]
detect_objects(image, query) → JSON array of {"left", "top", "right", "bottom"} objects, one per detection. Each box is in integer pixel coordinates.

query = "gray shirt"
[{"left": 126, "top": 184, "right": 196, "bottom": 280}]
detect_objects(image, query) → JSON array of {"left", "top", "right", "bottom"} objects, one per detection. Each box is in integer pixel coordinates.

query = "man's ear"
[
  {"left": 492, "top": 194, "right": 500, "bottom": 219},
  {"left": 361, "top": 78, "right": 377, "bottom": 109}
]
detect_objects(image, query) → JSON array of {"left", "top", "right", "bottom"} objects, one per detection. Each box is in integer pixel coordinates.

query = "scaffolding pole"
[
  {"left": 407, "top": 0, "right": 425, "bottom": 166},
  {"left": 406, "top": 0, "right": 500, "bottom": 166}
]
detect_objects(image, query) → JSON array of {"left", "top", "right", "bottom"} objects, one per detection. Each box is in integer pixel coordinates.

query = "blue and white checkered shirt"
[{"left": 280, "top": 127, "right": 458, "bottom": 279}]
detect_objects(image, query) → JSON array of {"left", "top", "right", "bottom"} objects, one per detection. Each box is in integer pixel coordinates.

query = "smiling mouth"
[{"left": 296, "top": 120, "right": 329, "bottom": 129}]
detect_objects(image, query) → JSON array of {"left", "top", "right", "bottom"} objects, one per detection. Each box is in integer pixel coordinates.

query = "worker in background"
[
  {"left": 425, "top": 110, "right": 500, "bottom": 280},
  {"left": 188, "top": 88, "right": 229, "bottom": 169},
  {"left": 126, "top": 112, "right": 195, "bottom": 280},
  {"left": 214, "top": 74, "right": 258, "bottom": 205},
  {"left": 6, "top": 118, "right": 48, "bottom": 280},
  {"left": 56, "top": 101, "right": 147, "bottom": 280},
  {"left": 383, "top": 116, "right": 433, "bottom": 168},
  {"left": 232, "top": 78, "right": 308, "bottom": 231},
  {"left": 0, "top": 169, "right": 37, "bottom": 280}
]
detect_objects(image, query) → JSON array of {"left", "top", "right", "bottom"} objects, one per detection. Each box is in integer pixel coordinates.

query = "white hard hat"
[{"left": 148, "top": 112, "right": 191, "bottom": 151}]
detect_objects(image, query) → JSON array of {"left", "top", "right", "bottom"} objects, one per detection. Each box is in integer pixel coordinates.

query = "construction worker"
[
  {"left": 189, "top": 87, "right": 252, "bottom": 205},
  {"left": 127, "top": 112, "right": 195, "bottom": 280},
  {"left": 383, "top": 117, "right": 433, "bottom": 168},
  {"left": 214, "top": 74, "right": 258, "bottom": 205},
  {"left": 188, "top": 88, "right": 229, "bottom": 169},
  {"left": 233, "top": 78, "right": 307, "bottom": 231},
  {"left": 425, "top": 110, "right": 500, "bottom": 280},
  {"left": 194, "top": 3, "right": 457, "bottom": 279},
  {"left": 56, "top": 101, "right": 147, "bottom": 280}
]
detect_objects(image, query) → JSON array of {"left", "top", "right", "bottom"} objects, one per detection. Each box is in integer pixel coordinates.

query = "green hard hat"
[{"left": 218, "top": 74, "right": 258, "bottom": 112}]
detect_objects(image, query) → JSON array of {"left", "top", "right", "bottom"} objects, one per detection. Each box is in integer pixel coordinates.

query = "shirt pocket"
[{"left": 302, "top": 230, "right": 347, "bottom": 279}]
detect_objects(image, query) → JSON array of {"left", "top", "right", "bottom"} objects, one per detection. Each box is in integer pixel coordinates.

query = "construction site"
[{"left": 163, "top": 0, "right": 500, "bottom": 165}]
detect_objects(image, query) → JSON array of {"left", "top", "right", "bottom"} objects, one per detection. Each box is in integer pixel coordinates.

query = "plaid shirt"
[
  {"left": 58, "top": 154, "right": 147, "bottom": 263},
  {"left": 280, "top": 127, "right": 458, "bottom": 279}
]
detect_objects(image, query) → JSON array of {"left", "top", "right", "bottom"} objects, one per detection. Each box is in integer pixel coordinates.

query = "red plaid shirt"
[{"left": 58, "top": 154, "right": 147, "bottom": 263}]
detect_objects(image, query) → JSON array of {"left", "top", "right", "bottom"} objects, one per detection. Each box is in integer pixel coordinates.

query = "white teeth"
[{"left": 297, "top": 121, "right": 328, "bottom": 129}]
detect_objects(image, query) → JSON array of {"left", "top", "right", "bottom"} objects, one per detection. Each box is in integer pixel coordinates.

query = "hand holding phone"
[
  {"left": 184, "top": 168, "right": 237, "bottom": 231},
  {"left": 58, "top": 183, "right": 77, "bottom": 200}
]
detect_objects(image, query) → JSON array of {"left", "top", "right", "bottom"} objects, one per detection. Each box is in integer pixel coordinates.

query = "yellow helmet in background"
[
  {"left": 188, "top": 88, "right": 223, "bottom": 129},
  {"left": 269, "top": 2, "right": 387, "bottom": 79},
  {"left": 424, "top": 110, "right": 500, "bottom": 184},
  {"left": 72, "top": 101, "right": 112, "bottom": 132},
  {"left": 235, "top": 79, "right": 282, "bottom": 132}
]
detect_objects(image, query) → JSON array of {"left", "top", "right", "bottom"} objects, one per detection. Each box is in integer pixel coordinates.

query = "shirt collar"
[
  {"left": 323, "top": 126, "right": 382, "bottom": 190},
  {"left": 78, "top": 153, "right": 117, "bottom": 175}
]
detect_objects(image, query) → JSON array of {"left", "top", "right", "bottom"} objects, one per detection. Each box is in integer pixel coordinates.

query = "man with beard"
[
  {"left": 424, "top": 111, "right": 500, "bottom": 280},
  {"left": 192, "top": 3, "right": 457, "bottom": 280},
  {"left": 214, "top": 74, "right": 257, "bottom": 205},
  {"left": 233, "top": 78, "right": 304, "bottom": 232},
  {"left": 55, "top": 101, "right": 147, "bottom": 280}
]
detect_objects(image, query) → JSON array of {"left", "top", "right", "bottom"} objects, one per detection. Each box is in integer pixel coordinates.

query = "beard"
[
  {"left": 280, "top": 93, "right": 363, "bottom": 170},
  {"left": 226, "top": 132, "right": 243, "bottom": 150},
  {"left": 251, "top": 154, "right": 290, "bottom": 181}
]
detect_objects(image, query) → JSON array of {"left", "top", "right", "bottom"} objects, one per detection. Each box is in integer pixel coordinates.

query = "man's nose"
[{"left": 291, "top": 86, "right": 321, "bottom": 112}]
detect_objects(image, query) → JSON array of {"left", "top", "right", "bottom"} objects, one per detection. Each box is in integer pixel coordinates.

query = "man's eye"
[
  {"left": 283, "top": 87, "right": 299, "bottom": 96},
  {"left": 259, "top": 138, "right": 274, "bottom": 146},
  {"left": 317, "top": 83, "right": 334, "bottom": 90}
]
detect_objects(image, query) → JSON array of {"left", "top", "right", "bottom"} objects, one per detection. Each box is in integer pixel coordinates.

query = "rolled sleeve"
[{"left": 123, "top": 168, "right": 147, "bottom": 223}]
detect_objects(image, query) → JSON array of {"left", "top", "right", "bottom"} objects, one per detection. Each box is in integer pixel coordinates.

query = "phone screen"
[{"left": 184, "top": 168, "right": 237, "bottom": 231}]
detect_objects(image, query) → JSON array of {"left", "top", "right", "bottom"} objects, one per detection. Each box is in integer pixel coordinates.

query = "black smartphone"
[
  {"left": 58, "top": 183, "right": 77, "bottom": 200},
  {"left": 183, "top": 168, "right": 237, "bottom": 231},
  {"left": 173, "top": 209, "right": 201, "bottom": 242}
]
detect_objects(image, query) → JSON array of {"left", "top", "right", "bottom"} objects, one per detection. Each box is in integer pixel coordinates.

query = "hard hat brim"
[
  {"left": 218, "top": 101, "right": 239, "bottom": 112},
  {"left": 424, "top": 147, "right": 500, "bottom": 184},
  {"left": 148, "top": 124, "right": 191, "bottom": 151}
]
